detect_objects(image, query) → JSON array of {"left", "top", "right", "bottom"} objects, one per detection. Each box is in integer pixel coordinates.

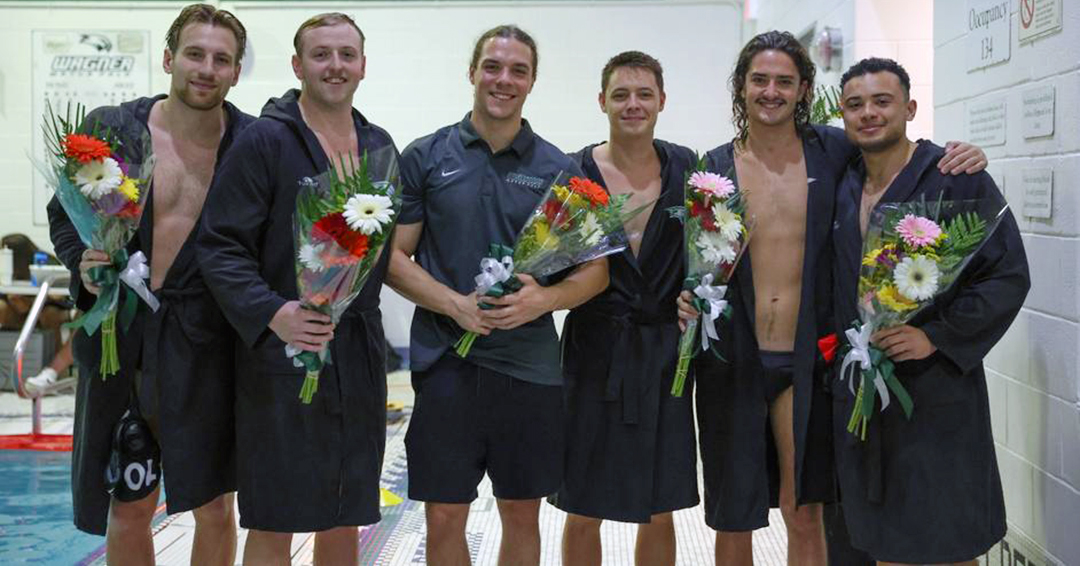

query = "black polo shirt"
[{"left": 399, "top": 113, "right": 582, "bottom": 385}]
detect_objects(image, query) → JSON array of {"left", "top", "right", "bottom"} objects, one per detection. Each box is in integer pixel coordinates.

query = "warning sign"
[{"left": 1019, "top": 0, "right": 1062, "bottom": 43}]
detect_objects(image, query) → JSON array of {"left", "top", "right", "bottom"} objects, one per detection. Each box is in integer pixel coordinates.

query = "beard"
[{"left": 173, "top": 82, "right": 228, "bottom": 111}]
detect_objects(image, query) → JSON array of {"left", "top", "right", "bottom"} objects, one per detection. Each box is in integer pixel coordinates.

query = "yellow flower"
[
  {"left": 568, "top": 193, "right": 588, "bottom": 210},
  {"left": 862, "top": 248, "right": 883, "bottom": 266},
  {"left": 876, "top": 284, "right": 918, "bottom": 313},
  {"left": 533, "top": 221, "right": 560, "bottom": 250},
  {"left": 118, "top": 177, "right": 140, "bottom": 202},
  {"left": 552, "top": 185, "right": 570, "bottom": 202}
]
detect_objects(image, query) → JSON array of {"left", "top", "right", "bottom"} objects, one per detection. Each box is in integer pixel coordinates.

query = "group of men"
[{"left": 45, "top": 3, "right": 1029, "bottom": 566}]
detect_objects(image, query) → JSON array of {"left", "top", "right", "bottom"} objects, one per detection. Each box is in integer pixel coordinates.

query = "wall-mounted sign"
[
  {"left": 967, "top": 97, "right": 1008, "bottom": 146},
  {"left": 967, "top": 0, "right": 1012, "bottom": 71},
  {"left": 1019, "top": 0, "right": 1063, "bottom": 43},
  {"left": 1021, "top": 168, "right": 1053, "bottom": 219},
  {"left": 31, "top": 30, "right": 152, "bottom": 225},
  {"left": 1021, "top": 85, "right": 1055, "bottom": 138}
]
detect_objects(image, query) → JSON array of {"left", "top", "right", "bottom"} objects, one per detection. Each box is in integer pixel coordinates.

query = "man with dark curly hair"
[{"left": 681, "top": 31, "right": 987, "bottom": 565}]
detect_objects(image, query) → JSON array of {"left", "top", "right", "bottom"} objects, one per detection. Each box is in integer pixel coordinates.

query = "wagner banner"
[{"left": 31, "top": 30, "right": 152, "bottom": 225}]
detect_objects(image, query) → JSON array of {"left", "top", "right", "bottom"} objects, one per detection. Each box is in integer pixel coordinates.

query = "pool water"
[{"left": 0, "top": 450, "right": 103, "bottom": 564}]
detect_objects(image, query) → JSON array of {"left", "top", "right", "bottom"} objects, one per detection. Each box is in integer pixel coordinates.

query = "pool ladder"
[{"left": 10, "top": 275, "right": 77, "bottom": 436}]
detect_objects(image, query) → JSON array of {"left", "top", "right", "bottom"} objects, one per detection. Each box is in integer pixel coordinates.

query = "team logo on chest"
[{"left": 505, "top": 172, "right": 545, "bottom": 189}]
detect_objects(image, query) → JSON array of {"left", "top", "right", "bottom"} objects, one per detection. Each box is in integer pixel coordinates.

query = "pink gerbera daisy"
[
  {"left": 895, "top": 214, "right": 942, "bottom": 248},
  {"left": 689, "top": 172, "right": 735, "bottom": 199}
]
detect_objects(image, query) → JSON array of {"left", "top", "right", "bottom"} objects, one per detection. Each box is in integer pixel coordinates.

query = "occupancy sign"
[{"left": 967, "top": 0, "right": 1011, "bottom": 71}]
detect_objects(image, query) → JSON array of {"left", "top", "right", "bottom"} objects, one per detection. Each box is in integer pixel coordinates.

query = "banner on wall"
[{"left": 31, "top": 30, "right": 152, "bottom": 225}]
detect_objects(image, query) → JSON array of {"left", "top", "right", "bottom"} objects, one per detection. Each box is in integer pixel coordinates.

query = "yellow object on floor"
[{"left": 379, "top": 488, "right": 403, "bottom": 507}]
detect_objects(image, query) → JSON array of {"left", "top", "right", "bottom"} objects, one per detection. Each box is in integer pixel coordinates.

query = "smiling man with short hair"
[
  {"left": 198, "top": 12, "right": 398, "bottom": 566},
  {"left": 47, "top": 4, "right": 253, "bottom": 564},
  {"left": 386, "top": 24, "right": 608, "bottom": 566}
]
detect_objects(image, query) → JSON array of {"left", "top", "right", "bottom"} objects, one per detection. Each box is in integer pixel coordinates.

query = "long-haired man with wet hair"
[{"left": 680, "top": 30, "right": 987, "bottom": 565}]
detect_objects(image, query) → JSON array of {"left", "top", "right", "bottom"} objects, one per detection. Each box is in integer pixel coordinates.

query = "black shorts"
[{"left": 405, "top": 355, "right": 565, "bottom": 503}]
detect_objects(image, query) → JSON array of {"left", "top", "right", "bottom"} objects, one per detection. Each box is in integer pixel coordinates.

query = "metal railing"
[{"left": 10, "top": 276, "right": 77, "bottom": 435}]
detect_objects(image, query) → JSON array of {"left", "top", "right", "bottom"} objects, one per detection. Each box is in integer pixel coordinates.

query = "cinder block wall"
[{"left": 935, "top": 2, "right": 1080, "bottom": 564}]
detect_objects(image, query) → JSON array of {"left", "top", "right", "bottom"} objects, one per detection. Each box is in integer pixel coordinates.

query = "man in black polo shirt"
[{"left": 387, "top": 25, "right": 609, "bottom": 566}]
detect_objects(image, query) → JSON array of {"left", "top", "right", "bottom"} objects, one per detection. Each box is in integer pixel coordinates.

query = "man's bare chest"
[
  {"left": 597, "top": 161, "right": 661, "bottom": 244},
  {"left": 151, "top": 148, "right": 216, "bottom": 219},
  {"left": 736, "top": 159, "right": 809, "bottom": 235}
]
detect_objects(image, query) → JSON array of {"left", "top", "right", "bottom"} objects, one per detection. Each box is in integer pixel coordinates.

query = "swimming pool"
[{"left": 0, "top": 450, "right": 103, "bottom": 564}]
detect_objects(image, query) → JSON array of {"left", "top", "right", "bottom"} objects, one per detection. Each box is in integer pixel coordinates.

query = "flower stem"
[
  {"left": 99, "top": 311, "right": 119, "bottom": 379},
  {"left": 454, "top": 331, "right": 478, "bottom": 357},
  {"left": 670, "top": 318, "right": 699, "bottom": 397},
  {"left": 299, "top": 370, "right": 320, "bottom": 404},
  {"left": 847, "top": 383, "right": 864, "bottom": 435}
]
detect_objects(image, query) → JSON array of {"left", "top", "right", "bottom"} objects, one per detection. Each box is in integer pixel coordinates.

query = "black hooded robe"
[
  {"left": 830, "top": 141, "right": 1029, "bottom": 563},
  {"left": 197, "top": 89, "right": 397, "bottom": 532},
  {"left": 695, "top": 125, "right": 853, "bottom": 531},
  {"left": 47, "top": 95, "right": 253, "bottom": 535},
  {"left": 549, "top": 140, "right": 700, "bottom": 523}
]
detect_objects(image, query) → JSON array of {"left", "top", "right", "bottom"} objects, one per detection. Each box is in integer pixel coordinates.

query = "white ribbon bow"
[
  {"left": 693, "top": 274, "right": 728, "bottom": 351},
  {"left": 119, "top": 251, "right": 160, "bottom": 312},
  {"left": 475, "top": 255, "right": 514, "bottom": 296},
  {"left": 839, "top": 321, "right": 890, "bottom": 410},
  {"left": 285, "top": 344, "right": 303, "bottom": 367},
  {"left": 284, "top": 343, "right": 328, "bottom": 367}
]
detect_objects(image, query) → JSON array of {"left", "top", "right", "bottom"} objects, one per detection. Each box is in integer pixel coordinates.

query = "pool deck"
[{"left": 0, "top": 371, "right": 791, "bottom": 565}]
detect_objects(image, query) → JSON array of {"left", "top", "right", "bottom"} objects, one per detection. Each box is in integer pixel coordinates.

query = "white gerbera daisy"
[
  {"left": 893, "top": 255, "right": 940, "bottom": 301},
  {"left": 342, "top": 194, "right": 394, "bottom": 235},
  {"left": 696, "top": 230, "right": 736, "bottom": 265},
  {"left": 580, "top": 212, "right": 602, "bottom": 246},
  {"left": 74, "top": 157, "right": 123, "bottom": 200},
  {"left": 711, "top": 202, "right": 743, "bottom": 242},
  {"left": 298, "top": 243, "right": 326, "bottom": 272}
]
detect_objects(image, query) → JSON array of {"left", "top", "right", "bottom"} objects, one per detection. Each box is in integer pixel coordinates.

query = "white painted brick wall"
[{"left": 935, "top": 1, "right": 1080, "bottom": 564}]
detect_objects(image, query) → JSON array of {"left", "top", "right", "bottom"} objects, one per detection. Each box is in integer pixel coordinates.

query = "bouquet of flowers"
[
  {"left": 33, "top": 101, "right": 158, "bottom": 378},
  {"left": 670, "top": 161, "right": 752, "bottom": 396},
  {"left": 289, "top": 146, "right": 400, "bottom": 403},
  {"left": 454, "top": 172, "right": 641, "bottom": 356},
  {"left": 839, "top": 194, "right": 1009, "bottom": 439}
]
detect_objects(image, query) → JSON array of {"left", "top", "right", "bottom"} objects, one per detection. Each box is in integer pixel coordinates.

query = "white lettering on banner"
[
  {"left": 967, "top": 0, "right": 1012, "bottom": 71},
  {"left": 31, "top": 30, "right": 151, "bottom": 226}
]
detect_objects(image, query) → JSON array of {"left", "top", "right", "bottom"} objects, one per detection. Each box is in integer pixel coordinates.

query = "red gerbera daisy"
[
  {"left": 313, "top": 212, "right": 369, "bottom": 262},
  {"left": 313, "top": 212, "right": 351, "bottom": 243},
  {"left": 62, "top": 133, "right": 113, "bottom": 164},
  {"left": 115, "top": 200, "right": 142, "bottom": 219},
  {"left": 568, "top": 177, "right": 609, "bottom": 207}
]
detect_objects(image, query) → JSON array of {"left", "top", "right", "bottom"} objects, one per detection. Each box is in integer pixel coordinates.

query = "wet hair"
[
  {"left": 730, "top": 30, "right": 816, "bottom": 144},
  {"left": 165, "top": 4, "right": 247, "bottom": 64},
  {"left": 601, "top": 50, "right": 664, "bottom": 93},
  {"left": 469, "top": 25, "right": 538, "bottom": 79},
  {"left": 840, "top": 57, "right": 912, "bottom": 99},
  {"left": 294, "top": 12, "right": 366, "bottom": 56}
]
